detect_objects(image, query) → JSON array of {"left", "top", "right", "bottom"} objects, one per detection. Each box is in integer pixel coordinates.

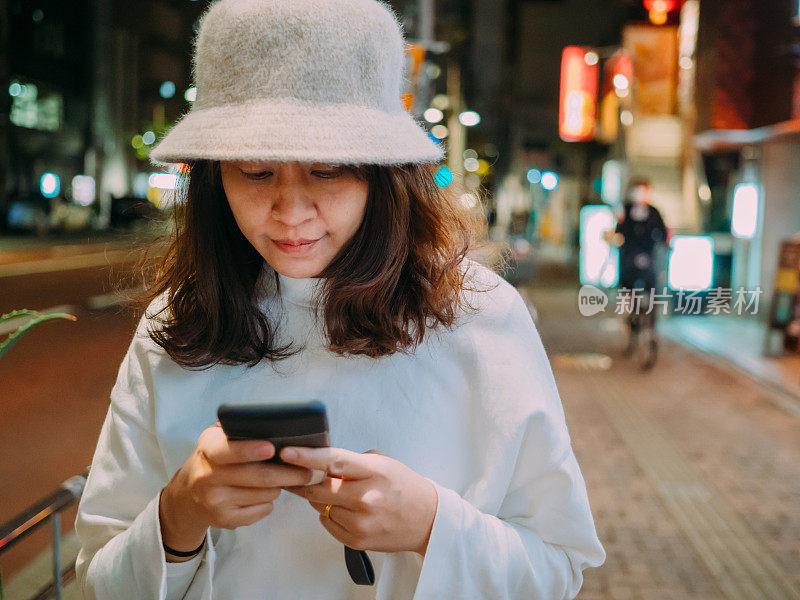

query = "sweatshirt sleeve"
[
  {"left": 74, "top": 311, "right": 217, "bottom": 599},
  {"left": 411, "top": 286, "right": 606, "bottom": 600}
]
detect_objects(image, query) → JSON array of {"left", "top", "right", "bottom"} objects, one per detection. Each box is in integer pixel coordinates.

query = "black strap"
[
  {"left": 344, "top": 546, "right": 375, "bottom": 586},
  {"left": 163, "top": 537, "right": 205, "bottom": 558}
]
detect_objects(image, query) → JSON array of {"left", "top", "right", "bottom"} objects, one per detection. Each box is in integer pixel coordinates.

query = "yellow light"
[
  {"left": 431, "top": 124, "right": 449, "bottom": 139},
  {"left": 432, "top": 94, "right": 450, "bottom": 110},
  {"left": 649, "top": 9, "right": 668, "bottom": 25},
  {"left": 425, "top": 64, "right": 442, "bottom": 80}
]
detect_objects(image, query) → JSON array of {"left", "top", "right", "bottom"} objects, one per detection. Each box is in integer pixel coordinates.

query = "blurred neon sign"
[{"left": 559, "top": 46, "right": 599, "bottom": 142}]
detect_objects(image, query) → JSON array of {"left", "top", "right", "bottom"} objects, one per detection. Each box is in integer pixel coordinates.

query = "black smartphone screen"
[{"left": 217, "top": 400, "right": 329, "bottom": 465}]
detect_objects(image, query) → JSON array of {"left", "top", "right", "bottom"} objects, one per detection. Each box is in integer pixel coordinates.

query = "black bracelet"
[{"left": 163, "top": 537, "right": 205, "bottom": 558}]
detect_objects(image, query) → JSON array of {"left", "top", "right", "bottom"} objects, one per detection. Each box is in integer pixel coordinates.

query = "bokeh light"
[
  {"left": 541, "top": 171, "right": 559, "bottom": 191},
  {"left": 464, "top": 157, "right": 480, "bottom": 172},
  {"left": 431, "top": 124, "right": 449, "bottom": 139},
  {"left": 432, "top": 94, "right": 450, "bottom": 110},
  {"left": 527, "top": 169, "right": 542, "bottom": 184},
  {"left": 159, "top": 81, "right": 176, "bottom": 99},
  {"left": 424, "top": 108, "right": 444, "bottom": 123},
  {"left": 459, "top": 111, "right": 481, "bottom": 127},
  {"left": 434, "top": 166, "right": 453, "bottom": 188},
  {"left": 40, "top": 173, "right": 60, "bottom": 198}
]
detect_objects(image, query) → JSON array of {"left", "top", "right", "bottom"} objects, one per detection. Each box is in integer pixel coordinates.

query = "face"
[
  {"left": 632, "top": 184, "right": 650, "bottom": 205},
  {"left": 220, "top": 160, "right": 369, "bottom": 278}
]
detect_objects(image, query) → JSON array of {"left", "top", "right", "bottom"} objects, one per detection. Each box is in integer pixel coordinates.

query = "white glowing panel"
[
  {"left": 580, "top": 205, "right": 619, "bottom": 287},
  {"left": 72, "top": 175, "right": 96, "bottom": 206},
  {"left": 731, "top": 183, "right": 758, "bottom": 239},
  {"left": 668, "top": 235, "right": 714, "bottom": 291}
]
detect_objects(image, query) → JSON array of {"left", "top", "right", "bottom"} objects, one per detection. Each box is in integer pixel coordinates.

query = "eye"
[
  {"left": 241, "top": 169, "right": 273, "bottom": 180},
  {"left": 312, "top": 167, "right": 344, "bottom": 179}
]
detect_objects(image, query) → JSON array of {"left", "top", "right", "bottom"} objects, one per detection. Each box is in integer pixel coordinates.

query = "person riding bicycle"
[
  {"left": 610, "top": 178, "right": 669, "bottom": 366},
  {"left": 615, "top": 178, "right": 668, "bottom": 294}
]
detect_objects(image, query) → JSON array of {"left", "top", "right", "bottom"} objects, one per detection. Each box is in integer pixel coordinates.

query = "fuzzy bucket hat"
[{"left": 149, "top": 0, "right": 444, "bottom": 167}]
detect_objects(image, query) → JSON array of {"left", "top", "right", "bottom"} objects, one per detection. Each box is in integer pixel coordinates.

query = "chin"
[{"left": 270, "top": 257, "right": 325, "bottom": 279}]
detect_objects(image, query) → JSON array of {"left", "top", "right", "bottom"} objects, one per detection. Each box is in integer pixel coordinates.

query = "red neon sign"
[
  {"left": 559, "top": 46, "right": 599, "bottom": 142},
  {"left": 643, "top": 0, "right": 678, "bottom": 12}
]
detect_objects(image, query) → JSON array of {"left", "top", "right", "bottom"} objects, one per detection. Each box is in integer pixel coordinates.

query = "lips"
[
  {"left": 271, "top": 237, "right": 321, "bottom": 255},
  {"left": 274, "top": 239, "right": 319, "bottom": 245}
]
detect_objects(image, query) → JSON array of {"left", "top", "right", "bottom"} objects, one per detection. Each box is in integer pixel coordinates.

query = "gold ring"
[{"left": 323, "top": 503, "right": 333, "bottom": 519}]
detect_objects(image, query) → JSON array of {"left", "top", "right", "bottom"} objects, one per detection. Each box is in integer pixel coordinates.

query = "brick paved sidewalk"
[{"left": 523, "top": 285, "right": 800, "bottom": 600}]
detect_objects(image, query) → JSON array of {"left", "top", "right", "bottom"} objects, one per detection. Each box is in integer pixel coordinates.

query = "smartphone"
[
  {"left": 217, "top": 399, "right": 375, "bottom": 585},
  {"left": 217, "top": 400, "right": 329, "bottom": 485}
]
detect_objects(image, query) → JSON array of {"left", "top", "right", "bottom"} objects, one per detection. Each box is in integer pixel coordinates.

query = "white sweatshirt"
[{"left": 74, "top": 259, "right": 605, "bottom": 599}]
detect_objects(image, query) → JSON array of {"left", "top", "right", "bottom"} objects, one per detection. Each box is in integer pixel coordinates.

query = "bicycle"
[{"left": 619, "top": 287, "right": 658, "bottom": 371}]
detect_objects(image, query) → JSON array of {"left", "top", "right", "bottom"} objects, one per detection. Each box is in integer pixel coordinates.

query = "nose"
[{"left": 270, "top": 185, "right": 317, "bottom": 228}]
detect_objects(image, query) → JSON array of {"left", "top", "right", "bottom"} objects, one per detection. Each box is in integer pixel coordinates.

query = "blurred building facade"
[
  {"left": 487, "top": 0, "right": 646, "bottom": 256},
  {"left": 692, "top": 0, "right": 800, "bottom": 324},
  {"left": 2, "top": 0, "right": 499, "bottom": 235},
  {"left": 0, "top": 0, "right": 203, "bottom": 233}
]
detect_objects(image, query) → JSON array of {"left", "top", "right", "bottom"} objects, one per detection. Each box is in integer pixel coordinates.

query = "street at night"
[
  {"left": 2, "top": 0, "right": 800, "bottom": 599},
  {"left": 2, "top": 249, "right": 799, "bottom": 599}
]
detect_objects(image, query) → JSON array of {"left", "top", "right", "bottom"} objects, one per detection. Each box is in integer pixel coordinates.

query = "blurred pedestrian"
[
  {"left": 74, "top": 1, "right": 605, "bottom": 598},
  {"left": 614, "top": 178, "right": 668, "bottom": 293},
  {"left": 610, "top": 178, "right": 669, "bottom": 364}
]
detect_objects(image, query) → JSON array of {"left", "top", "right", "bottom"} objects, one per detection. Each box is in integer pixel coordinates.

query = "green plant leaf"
[{"left": 0, "top": 310, "right": 78, "bottom": 361}]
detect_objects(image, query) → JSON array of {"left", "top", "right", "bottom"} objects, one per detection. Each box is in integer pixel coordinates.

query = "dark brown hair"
[{"left": 124, "top": 160, "right": 490, "bottom": 370}]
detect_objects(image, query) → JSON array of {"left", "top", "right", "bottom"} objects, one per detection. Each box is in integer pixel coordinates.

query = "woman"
[{"left": 74, "top": 1, "right": 605, "bottom": 598}]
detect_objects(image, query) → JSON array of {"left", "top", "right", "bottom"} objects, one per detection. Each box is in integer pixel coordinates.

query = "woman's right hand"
[{"left": 158, "top": 422, "right": 314, "bottom": 561}]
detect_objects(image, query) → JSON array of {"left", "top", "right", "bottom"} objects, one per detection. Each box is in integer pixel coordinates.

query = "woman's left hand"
[{"left": 279, "top": 446, "right": 438, "bottom": 556}]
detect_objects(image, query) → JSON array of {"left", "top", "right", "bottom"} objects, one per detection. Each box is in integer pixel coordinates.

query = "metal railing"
[{"left": 0, "top": 469, "right": 88, "bottom": 600}]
